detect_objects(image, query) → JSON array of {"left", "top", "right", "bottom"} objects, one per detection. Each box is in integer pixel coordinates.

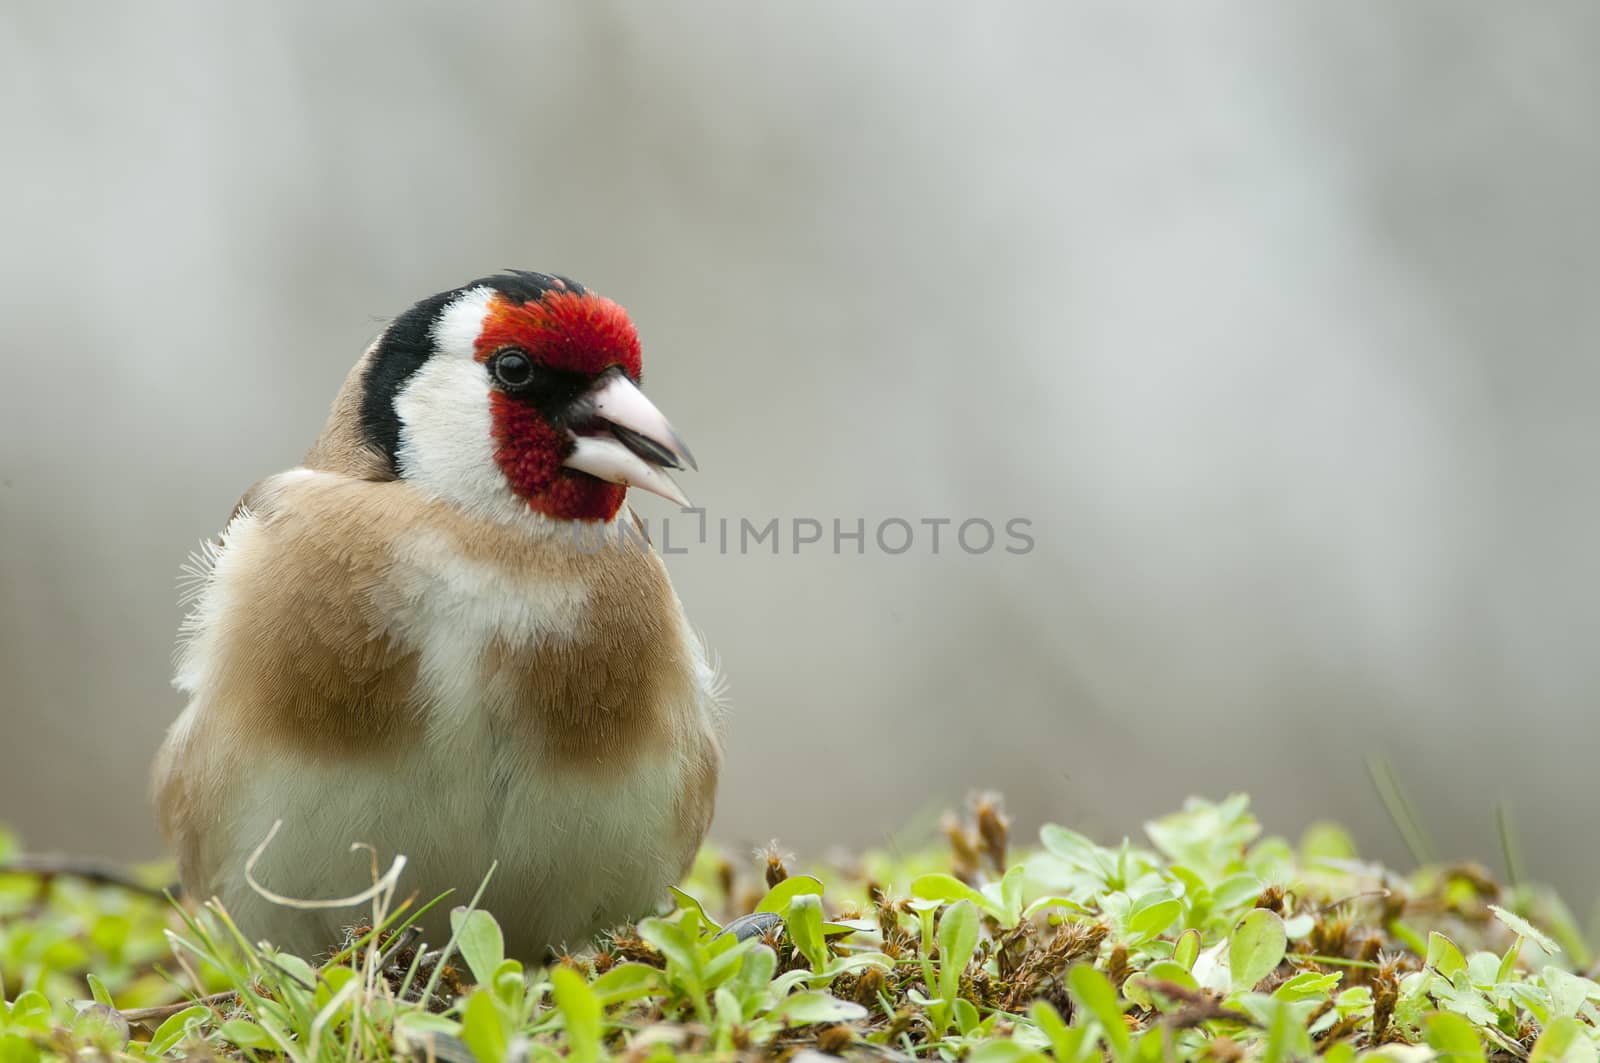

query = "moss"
[{"left": 0, "top": 794, "right": 1594, "bottom": 1061}]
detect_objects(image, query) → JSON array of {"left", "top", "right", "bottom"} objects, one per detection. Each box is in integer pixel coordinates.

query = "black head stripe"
[
  {"left": 359, "top": 287, "right": 458, "bottom": 473},
  {"left": 358, "top": 271, "right": 586, "bottom": 473}
]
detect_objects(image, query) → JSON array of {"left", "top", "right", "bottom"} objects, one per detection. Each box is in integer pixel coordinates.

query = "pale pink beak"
[{"left": 562, "top": 373, "right": 696, "bottom": 507}]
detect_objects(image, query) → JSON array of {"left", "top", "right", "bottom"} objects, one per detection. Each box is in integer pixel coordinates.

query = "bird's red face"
[
  {"left": 477, "top": 289, "right": 646, "bottom": 521},
  {"left": 371, "top": 272, "right": 694, "bottom": 525}
]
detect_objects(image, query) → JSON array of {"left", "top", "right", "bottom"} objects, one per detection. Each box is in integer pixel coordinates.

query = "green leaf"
[
  {"left": 1024, "top": 896, "right": 1094, "bottom": 919},
  {"left": 218, "top": 1019, "right": 274, "bottom": 1049},
  {"left": 590, "top": 962, "right": 667, "bottom": 1005},
  {"left": 1322, "top": 1042, "right": 1356, "bottom": 1063},
  {"left": 786, "top": 893, "right": 830, "bottom": 973},
  {"left": 999, "top": 864, "right": 1027, "bottom": 925},
  {"left": 1498, "top": 936, "right": 1525, "bottom": 984},
  {"left": 0, "top": 1035, "right": 39, "bottom": 1063},
  {"left": 84, "top": 974, "right": 112, "bottom": 1009},
  {"left": 1123, "top": 961, "right": 1197, "bottom": 1010},
  {"left": 148, "top": 1004, "right": 213, "bottom": 1054},
  {"left": 1039, "top": 824, "right": 1100, "bottom": 865},
  {"left": 1125, "top": 891, "right": 1181, "bottom": 941},
  {"left": 1299, "top": 821, "right": 1358, "bottom": 864},
  {"left": 1491, "top": 905, "right": 1561, "bottom": 955},
  {"left": 1211, "top": 874, "right": 1265, "bottom": 911},
  {"left": 1272, "top": 970, "right": 1341, "bottom": 1002},
  {"left": 491, "top": 958, "right": 526, "bottom": 1011},
  {"left": 1334, "top": 985, "right": 1373, "bottom": 1017},
  {"left": 726, "top": 945, "right": 778, "bottom": 1018},
  {"left": 450, "top": 907, "right": 506, "bottom": 986},
  {"left": 638, "top": 915, "right": 700, "bottom": 974},
  {"left": 702, "top": 935, "right": 759, "bottom": 988},
  {"left": 1067, "top": 965, "right": 1130, "bottom": 1058},
  {"left": 1427, "top": 931, "right": 1468, "bottom": 978},
  {"left": 1030, "top": 1000, "right": 1087, "bottom": 1062},
  {"left": 1528, "top": 1017, "right": 1597, "bottom": 1063},
  {"left": 459, "top": 989, "right": 509, "bottom": 1063},
  {"left": 1424, "top": 1012, "right": 1486, "bottom": 1063},
  {"left": 1145, "top": 795, "right": 1261, "bottom": 877},
  {"left": 668, "top": 885, "right": 723, "bottom": 930},
  {"left": 771, "top": 991, "right": 866, "bottom": 1025},
  {"left": 552, "top": 966, "right": 602, "bottom": 1063},
  {"left": 937, "top": 900, "right": 980, "bottom": 1005},
  {"left": 395, "top": 1012, "right": 461, "bottom": 1036},
  {"left": 954, "top": 996, "right": 981, "bottom": 1034},
  {"left": 1544, "top": 967, "right": 1598, "bottom": 1021},
  {"left": 968, "top": 1041, "right": 1049, "bottom": 1063},
  {"left": 1229, "top": 909, "right": 1287, "bottom": 993},
  {"left": 755, "top": 875, "right": 826, "bottom": 916},
  {"left": 5, "top": 993, "right": 50, "bottom": 1033},
  {"left": 1172, "top": 928, "right": 1201, "bottom": 970},
  {"left": 1249, "top": 998, "right": 1313, "bottom": 1063},
  {"left": 911, "top": 873, "right": 996, "bottom": 913},
  {"left": 1388, "top": 918, "right": 1428, "bottom": 957},
  {"left": 822, "top": 920, "right": 867, "bottom": 937},
  {"left": 1132, "top": 1028, "right": 1167, "bottom": 1063}
]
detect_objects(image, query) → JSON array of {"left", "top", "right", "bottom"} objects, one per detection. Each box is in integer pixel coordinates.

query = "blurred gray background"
[{"left": 2, "top": 3, "right": 1597, "bottom": 915}]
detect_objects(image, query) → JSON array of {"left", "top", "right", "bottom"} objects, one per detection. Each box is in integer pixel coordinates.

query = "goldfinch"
[{"left": 153, "top": 272, "right": 724, "bottom": 959}]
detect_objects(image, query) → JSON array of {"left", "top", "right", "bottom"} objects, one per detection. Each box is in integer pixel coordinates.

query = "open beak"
[{"left": 562, "top": 373, "right": 696, "bottom": 507}]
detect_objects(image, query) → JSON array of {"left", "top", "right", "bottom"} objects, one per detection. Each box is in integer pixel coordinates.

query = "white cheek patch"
[
  {"left": 392, "top": 287, "right": 540, "bottom": 526},
  {"left": 393, "top": 355, "right": 523, "bottom": 524}
]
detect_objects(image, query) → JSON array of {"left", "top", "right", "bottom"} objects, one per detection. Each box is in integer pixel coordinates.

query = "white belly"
[{"left": 211, "top": 721, "right": 687, "bottom": 960}]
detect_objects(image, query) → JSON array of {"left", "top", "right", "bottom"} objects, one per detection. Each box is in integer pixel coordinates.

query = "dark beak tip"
[
  {"left": 670, "top": 428, "right": 698, "bottom": 471},
  {"left": 609, "top": 422, "right": 689, "bottom": 472}
]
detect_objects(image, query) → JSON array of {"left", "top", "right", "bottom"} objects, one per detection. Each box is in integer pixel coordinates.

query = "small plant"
[{"left": 1, "top": 794, "right": 1596, "bottom": 1061}]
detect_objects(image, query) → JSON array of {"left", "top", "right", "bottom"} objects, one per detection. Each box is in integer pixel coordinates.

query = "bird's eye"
[{"left": 492, "top": 348, "right": 533, "bottom": 388}]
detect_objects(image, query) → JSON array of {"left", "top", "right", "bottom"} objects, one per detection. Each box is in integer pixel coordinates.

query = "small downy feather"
[{"left": 173, "top": 506, "right": 251, "bottom": 673}]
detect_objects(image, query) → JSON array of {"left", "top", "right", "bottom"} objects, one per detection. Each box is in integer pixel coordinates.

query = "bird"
[{"left": 152, "top": 271, "right": 725, "bottom": 960}]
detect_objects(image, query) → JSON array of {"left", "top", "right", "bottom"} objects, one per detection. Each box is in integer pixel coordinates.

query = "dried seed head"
[
  {"left": 1255, "top": 884, "right": 1285, "bottom": 913},
  {"left": 884, "top": 1007, "right": 916, "bottom": 1041},
  {"left": 1343, "top": 932, "right": 1384, "bottom": 986},
  {"left": 1309, "top": 911, "right": 1351, "bottom": 957},
  {"left": 759, "top": 841, "right": 791, "bottom": 889},
  {"left": 1106, "top": 942, "right": 1131, "bottom": 989},
  {"left": 853, "top": 965, "right": 885, "bottom": 1006},
  {"left": 1205, "top": 1035, "right": 1244, "bottom": 1062},
  {"left": 974, "top": 792, "right": 1011, "bottom": 873},
  {"left": 1049, "top": 920, "right": 1110, "bottom": 965},
  {"left": 816, "top": 1024, "right": 854, "bottom": 1055},
  {"left": 942, "top": 812, "right": 981, "bottom": 882}
]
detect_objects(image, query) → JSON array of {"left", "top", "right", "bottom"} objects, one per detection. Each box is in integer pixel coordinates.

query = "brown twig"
[
  {"left": 0, "top": 855, "right": 176, "bottom": 901},
  {"left": 1143, "top": 980, "right": 1259, "bottom": 1030},
  {"left": 118, "top": 991, "right": 237, "bottom": 1026}
]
